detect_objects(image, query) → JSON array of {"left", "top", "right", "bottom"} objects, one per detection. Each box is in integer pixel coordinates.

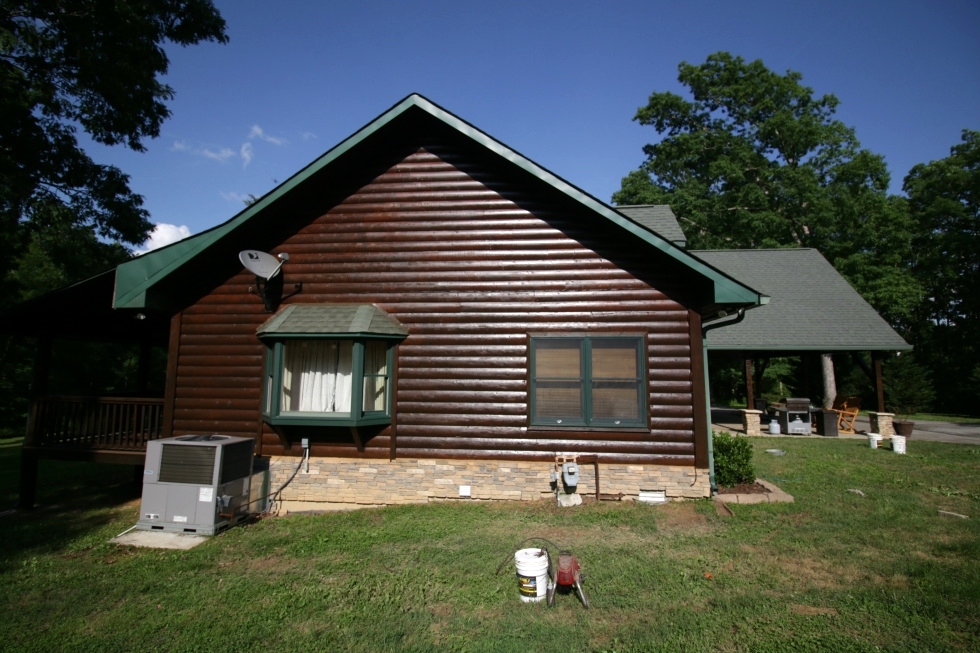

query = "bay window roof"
[{"left": 257, "top": 304, "right": 408, "bottom": 338}]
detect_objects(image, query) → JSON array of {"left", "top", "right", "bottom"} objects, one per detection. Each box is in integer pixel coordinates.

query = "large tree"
[
  {"left": 0, "top": 0, "right": 227, "bottom": 304},
  {"left": 903, "top": 130, "right": 980, "bottom": 409},
  {"left": 614, "top": 52, "right": 920, "bottom": 327}
]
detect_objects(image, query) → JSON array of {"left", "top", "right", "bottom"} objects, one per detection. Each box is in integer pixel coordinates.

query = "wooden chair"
[{"left": 830, "top": 395, "right": 861, "bottom": 434}]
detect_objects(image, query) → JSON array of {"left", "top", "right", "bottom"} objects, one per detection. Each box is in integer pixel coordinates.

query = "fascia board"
[
  {"left": 415, "top": 97, "right": 766, "bottom": 309},
  {"left": 114, "top": 93, "right": 765, "bottom": 311},
  {"left": 706, "top": 343, "right": 914, "bottom": 352}
]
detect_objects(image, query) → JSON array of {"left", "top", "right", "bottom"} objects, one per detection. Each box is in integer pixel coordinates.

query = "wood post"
[
  {"left": 744, "top": 357, "right": 755, "bottom": 409},
  {"left": 874, "top": 354, "right": 885, "bottom": 412},
  {"left": 18, "top": 449, "right": 39, "bottom": 510}
]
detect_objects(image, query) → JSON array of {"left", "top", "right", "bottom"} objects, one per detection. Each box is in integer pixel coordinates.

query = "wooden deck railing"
[{"left": 27, "top": 396, "right": 165, "bottom": 451}]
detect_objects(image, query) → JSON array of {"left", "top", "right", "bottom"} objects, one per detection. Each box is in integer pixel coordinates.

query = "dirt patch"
[
  {"left": 776, "top": 554, "right": 860, "bottom": 591},
  {"left": 658, "top": 501, "right": 712, "bottom": 532},
  {"left": 717, "top": 482, "right": 771, "bottom": 495},
  {"left": 790, "top": 604, "right": 839, "bottom": 616}
]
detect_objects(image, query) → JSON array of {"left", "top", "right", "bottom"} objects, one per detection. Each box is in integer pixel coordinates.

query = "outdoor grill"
[{"left": 779, "top": 397, "right": 812, "bottom": 434}]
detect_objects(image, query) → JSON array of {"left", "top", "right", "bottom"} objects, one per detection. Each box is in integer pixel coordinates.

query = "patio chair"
[{"left": 830, "top": 395, "right": 861, "bottom": 434}]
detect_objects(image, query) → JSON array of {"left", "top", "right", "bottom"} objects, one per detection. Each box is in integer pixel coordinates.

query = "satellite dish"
[{"left": 239, "top": 250, "right": 283, "bottom": 280}]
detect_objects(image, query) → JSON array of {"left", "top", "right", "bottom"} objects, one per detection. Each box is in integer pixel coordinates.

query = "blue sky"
[{"left": 90, "top": 0, "right": 980, "bottom": 252}]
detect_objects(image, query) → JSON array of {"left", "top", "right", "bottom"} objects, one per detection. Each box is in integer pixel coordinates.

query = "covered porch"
[
  {"left": 3, "top": 270, "right": 171, "bottom": 508},
  {"left": 694, "top": 249, "right": 912, "bottom": 422}
]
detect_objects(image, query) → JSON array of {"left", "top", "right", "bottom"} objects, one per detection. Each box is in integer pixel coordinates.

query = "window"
[
  {"left": 257, "top": 304, "right": 407, "bottom": 428},
  {"left": 263, "top": 338, "right": 393, "bottom": 426},
  {"left": 530, "top": 336, "right": 645, "bottom": 427}
]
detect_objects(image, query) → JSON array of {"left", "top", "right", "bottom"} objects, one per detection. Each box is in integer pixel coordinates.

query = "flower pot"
[{"left": 894, "top": 421, "right": 914, "bottom": 437}]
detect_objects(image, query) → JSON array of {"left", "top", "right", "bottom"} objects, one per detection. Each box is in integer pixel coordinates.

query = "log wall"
[{"left": 171, "top": 143, "right": 702, "bottom": 466}]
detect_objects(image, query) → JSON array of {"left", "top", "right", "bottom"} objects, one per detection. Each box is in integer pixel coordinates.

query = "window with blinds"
[{"left": 531, "top": 336, "right": 645, "bottom": 427}]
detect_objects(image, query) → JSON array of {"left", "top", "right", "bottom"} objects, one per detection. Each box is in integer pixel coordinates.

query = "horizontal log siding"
[{"left": 172, "top": 146, "right": 697, "bottom": 464}]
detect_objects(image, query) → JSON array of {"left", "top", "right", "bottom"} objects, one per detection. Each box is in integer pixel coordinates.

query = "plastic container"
[
  {"left": 892, "top": 434, "right": 907, "bottom": 454},
  {"left": 515, "top": 548, "right": 550, "bottom": 602},
  {"left": 868, "top": 433, "right": 883, "bottom": 449}
]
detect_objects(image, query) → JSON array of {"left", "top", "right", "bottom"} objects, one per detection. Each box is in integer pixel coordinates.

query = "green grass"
[{"left": 1, "top": 436, "right": 979, "bottom": 652}]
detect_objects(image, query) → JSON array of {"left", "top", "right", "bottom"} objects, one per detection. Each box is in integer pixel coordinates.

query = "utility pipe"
[{"left": 701, "top": 309, "right": 746, "bottom": 493}]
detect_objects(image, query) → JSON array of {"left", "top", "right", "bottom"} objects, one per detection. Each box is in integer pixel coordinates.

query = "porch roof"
[{"left": 693, "top": 248, "right": 912, "bottom": 353}]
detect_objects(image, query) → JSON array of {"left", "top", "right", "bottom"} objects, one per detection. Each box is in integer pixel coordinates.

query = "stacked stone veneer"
[
  {"left": 741, "top": 409, "right": 763, "bottom": 436},
  {"left": 868, "top": 412, "right": 895, "bottom": 436},
  {"left": 267, "top": 456, "right": 710, "bottom": 512}
]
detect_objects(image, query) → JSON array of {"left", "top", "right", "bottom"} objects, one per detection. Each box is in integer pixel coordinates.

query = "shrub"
[{"left": 713, "top": 431, "right": 755, "bottom": 487}]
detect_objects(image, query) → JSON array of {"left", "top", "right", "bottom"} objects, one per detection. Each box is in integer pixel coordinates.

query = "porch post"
[
  {"left": 20, "top": 335, "right": 52, "bottom": 510},
  {"left": 743, "top": 357, "right": 755, "bottom": 409},
  {"left": 874, "top": 354, "right": 885, "bottom": 412}
]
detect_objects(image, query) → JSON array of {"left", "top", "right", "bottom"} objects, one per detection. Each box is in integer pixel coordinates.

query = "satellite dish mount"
[{"left": 239, "top": 250, "right": 300, "bottom": 312}]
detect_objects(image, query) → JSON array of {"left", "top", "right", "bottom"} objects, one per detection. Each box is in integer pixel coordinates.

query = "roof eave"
[{"left": 113, "top": 94, "right": 766, "bottom": 313}]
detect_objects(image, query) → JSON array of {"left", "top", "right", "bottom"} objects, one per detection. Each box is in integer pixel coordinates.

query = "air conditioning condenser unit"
[{"left": 137, "top": 434, "right": 255, "bottom": 535}]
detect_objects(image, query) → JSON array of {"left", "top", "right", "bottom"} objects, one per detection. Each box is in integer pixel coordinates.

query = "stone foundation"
[
  {"left": 869, "top": 412, "right": 895, "bottom": 436},
  {"left": 265, "top": 456, "right": 710, "bottom": 512}
]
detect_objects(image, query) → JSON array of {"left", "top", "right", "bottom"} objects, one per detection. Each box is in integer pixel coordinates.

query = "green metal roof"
[
  {"left": 257, "top": 304, "right": 409, "bottom": 338},
  {"left": 693, "top": 249, "right": 911, "bottom": 352},
  {"left": 113, "top": 94, "right": 765, "bottom": 315}
]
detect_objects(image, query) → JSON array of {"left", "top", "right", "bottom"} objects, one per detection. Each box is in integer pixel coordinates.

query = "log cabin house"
[{"left": 13, "top": 94, "right": 768, "bottom": 510}]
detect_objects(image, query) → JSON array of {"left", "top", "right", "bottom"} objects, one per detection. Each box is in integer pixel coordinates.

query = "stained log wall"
[{"left": 171, "top": 142, "right": 703, "bottom": 466}]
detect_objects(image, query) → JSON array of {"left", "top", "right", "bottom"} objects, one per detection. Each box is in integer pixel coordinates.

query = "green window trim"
[
  {"left": 530, "top": 335, "right": 646, "bottom": 428},
  {"left": 262, "top": 335, "right": 397, "bottom": 428}
]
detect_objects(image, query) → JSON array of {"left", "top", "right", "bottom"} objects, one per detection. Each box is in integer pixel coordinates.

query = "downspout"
[{"left": 701, "top": 309, "right": 746, "bottom": 493}]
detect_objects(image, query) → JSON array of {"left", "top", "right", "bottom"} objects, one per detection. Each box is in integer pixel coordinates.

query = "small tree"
[{"left": 883, "top": 355, "right": 935, "bottom": 420}]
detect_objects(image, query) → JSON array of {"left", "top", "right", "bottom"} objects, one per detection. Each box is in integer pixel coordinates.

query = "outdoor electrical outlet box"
[
  {"left": 459, "top": 485, "right": 471, "bottom": 497},
  {"left": 562, "top": 463, "right": 579, "bottom": 487},
  {"left": 301, "top": 438, "right": 309, "bottom": 449}
]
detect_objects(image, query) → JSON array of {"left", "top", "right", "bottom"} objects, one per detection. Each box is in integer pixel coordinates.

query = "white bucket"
[
  {"left": 892, "top": 435, "right": 907, "bottom": 454},
  {"left": 769, "top": 420, "right": 781, "bottom": 435},
  {"left": 514, "top": 548, "right": 550, "bottom": 603},
  {"left": 868, "top": 433, "right": 882, "bottom": 449}
]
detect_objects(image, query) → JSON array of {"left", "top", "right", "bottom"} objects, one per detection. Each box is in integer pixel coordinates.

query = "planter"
[{"left": 894, "top": 420, "right": 914, "bottom": 437}]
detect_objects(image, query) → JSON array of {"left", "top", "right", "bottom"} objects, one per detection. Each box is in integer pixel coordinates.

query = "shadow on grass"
[{"left": 0, "top": 437, "right": 142, "bottom": 561}]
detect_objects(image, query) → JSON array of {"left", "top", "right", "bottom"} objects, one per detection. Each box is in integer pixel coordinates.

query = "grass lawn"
[{"left": 1, "top": 435, "right": 978, "bottom": 652}]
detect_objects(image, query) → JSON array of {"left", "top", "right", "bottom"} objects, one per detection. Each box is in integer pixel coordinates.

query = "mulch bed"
[{"left": 717, "top": 481, "right": 771, "bottom": 495}]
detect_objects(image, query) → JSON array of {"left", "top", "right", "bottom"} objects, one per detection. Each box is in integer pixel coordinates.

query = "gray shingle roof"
[
  {"left": 692, "top": 249, "right": 911, "bottom": 352},
  {"left": 257, "top": 304, "right": 409, "bottom": 337},
  {"left": 616, "top": 205, "right": 687, "bottom": 248}
]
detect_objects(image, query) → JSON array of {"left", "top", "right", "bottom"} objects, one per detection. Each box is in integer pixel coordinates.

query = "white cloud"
[
  {"left": 249, "top": 124, "right": 287, "bottom": 145},
  {"left": 202, "top": 147, "right": 236, "bottom": 162},
  {"left": 302, "top": 131, "right": 317, "bottom": 141},
  {"left": 134, "top": 223, "right": 192, "bottom": 255},
  {"left": 240, "top": 142, "right": 254, "bottom": 168},
  {"left": 172, "top": 140, "right": 190, "bottom": 152},
  {"left": 220, "top": 191, "right": 245, "bottom": 203}
]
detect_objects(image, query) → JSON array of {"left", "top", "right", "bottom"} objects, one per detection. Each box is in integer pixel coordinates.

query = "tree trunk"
[{"left": 821, "top": 353, "right": 837, "bottom": 409}]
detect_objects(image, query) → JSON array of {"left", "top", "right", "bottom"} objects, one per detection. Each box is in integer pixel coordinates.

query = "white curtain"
[
  {"left": 282, "top": 340, "right": 353, "bottom": 413},
  {"left": 362, "top": 340, "right": 388, "bottom": 412}
]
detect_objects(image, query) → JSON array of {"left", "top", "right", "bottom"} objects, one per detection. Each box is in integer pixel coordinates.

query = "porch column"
[
  {"left": 874, "top": 354, "right": 885, "bottom": 412},
  {"left": 20, "top": 335, "right": 52, "bottom": 510},
  {"left": 744, "top": 357, "right": 755, "bottom": 409}
]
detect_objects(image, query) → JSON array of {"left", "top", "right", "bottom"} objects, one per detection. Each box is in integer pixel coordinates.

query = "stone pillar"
[
  {"left": 869, "top": 412, "right": 895, "bottom": 437},
  {"left": 741, "top": 409, "right": 763, "bottom": 436}
]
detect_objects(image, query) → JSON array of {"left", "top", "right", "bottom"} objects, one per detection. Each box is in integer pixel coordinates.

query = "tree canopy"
[
  {"left": 0, "top": 0, "right": 227, "bottom": 304},
  {"left": 903, "top": 129, "right": 980, "bottom": 407},
  {"left": 613, "top": 52, "right": 920, "bottom": 325}
]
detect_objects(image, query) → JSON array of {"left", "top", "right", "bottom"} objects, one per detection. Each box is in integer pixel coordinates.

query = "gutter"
[{"left": 701, "top": 309, "right": 746, "bottom": 493}]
